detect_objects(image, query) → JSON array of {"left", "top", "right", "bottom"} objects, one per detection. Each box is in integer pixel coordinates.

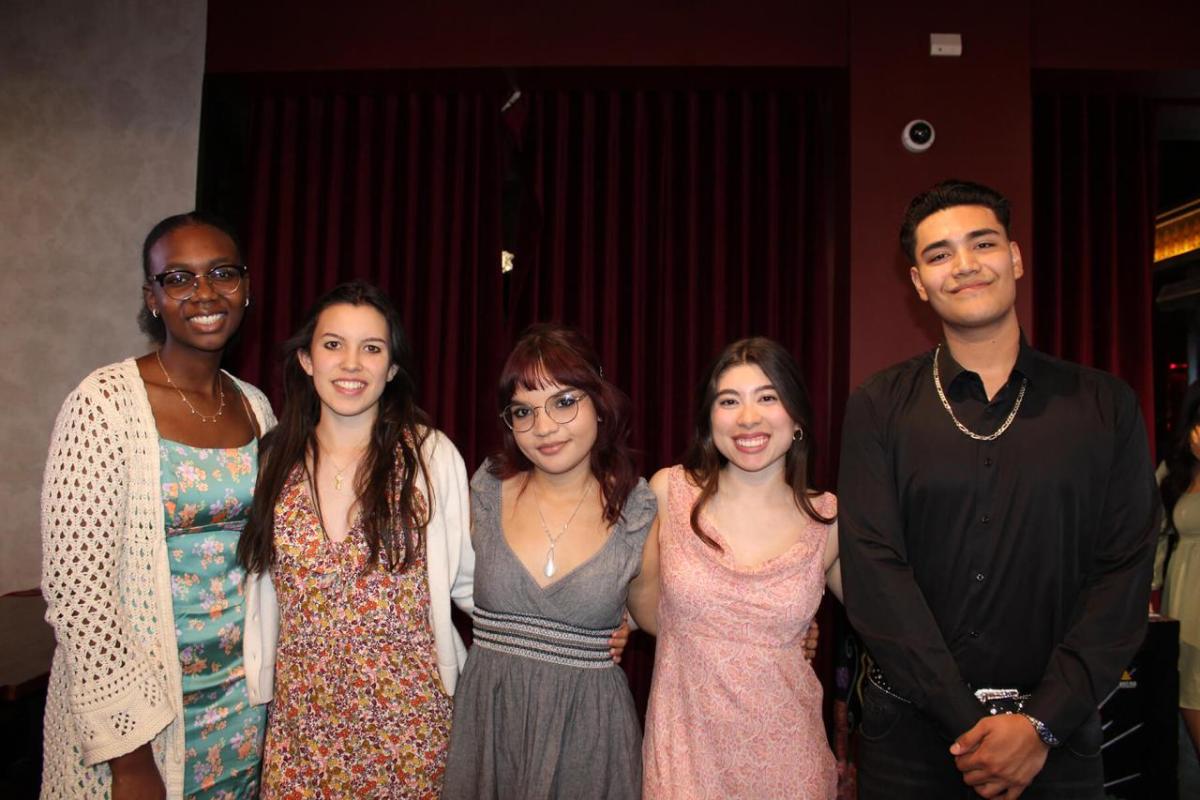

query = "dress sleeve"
[
  {"left": 40, "top": 379, "right": 175, "bottom": 765},
  {"left": 837, "top": 388, "right": 984, "bottom": 739},
  {"left": 1023, "top": 388, "right": 1161, "bottom": 741}
]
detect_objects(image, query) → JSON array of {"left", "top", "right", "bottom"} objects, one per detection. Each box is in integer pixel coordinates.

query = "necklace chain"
[
  {"left": 532, "top": 480, "right": 592, "bottom": 579},
  {"left": 932, "top": 344, "right": 1026, "bottom": 442},
  {"left": 156, "top": 350, "right": 225, "bottom": 424},
  {"left": 317, "top": 438, "right": 365, "bottom": 492}
]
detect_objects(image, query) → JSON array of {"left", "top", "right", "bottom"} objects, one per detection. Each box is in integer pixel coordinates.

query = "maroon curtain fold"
[
  {"left": 507, "top": 82, "right": 848, "bottom": 719},
  {"left": 229, "top": 83, "right": 504, "bottom": 469},
  {"left": 1032, "top": 92, "right": 1156, "bottom": 428}
]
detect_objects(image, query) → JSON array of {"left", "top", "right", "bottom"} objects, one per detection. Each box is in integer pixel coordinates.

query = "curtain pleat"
[{"left": 1032, "top": 93, "right": 1156, "bottom": 427}]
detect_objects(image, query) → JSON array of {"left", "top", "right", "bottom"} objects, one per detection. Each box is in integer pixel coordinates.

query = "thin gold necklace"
[
  {"left": 531, "top": 480, "right": 592, "bottom": 579},
  {"left": 932, "top": 344, "right": 1026, "bottom": 442},
  {"left": 155, "top": 350, "right": 225, "bottom": 423},
  {"left": 317, "top": 439, "right": 365, "bottom": 492}
]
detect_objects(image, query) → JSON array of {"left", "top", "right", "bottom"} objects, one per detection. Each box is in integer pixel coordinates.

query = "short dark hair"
[
  {"left": 899, "top": 179, "right": 1011, "bottom": 263},
  {"left": 138, "top": 211, "right": 242, "bottom": 342}
]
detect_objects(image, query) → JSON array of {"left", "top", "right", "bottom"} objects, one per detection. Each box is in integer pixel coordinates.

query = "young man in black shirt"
[{"left": 838, "top": 180, "right": 1160, "bottom": 799}]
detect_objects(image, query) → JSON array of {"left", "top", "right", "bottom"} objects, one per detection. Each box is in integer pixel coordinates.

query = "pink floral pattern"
[{"left": 643, "top": 466, "right": 837, "bottom": 799}]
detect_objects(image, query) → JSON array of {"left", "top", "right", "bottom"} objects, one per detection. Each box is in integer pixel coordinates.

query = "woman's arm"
[
  {"left": 824, "top": 520, "right": 844, "bottom": 603},
  {"left": 626, "top": 468, "right": 672, "bottom": 636},
  {"left": 626, "top": 517, "right": 662, "bottom": 635}
]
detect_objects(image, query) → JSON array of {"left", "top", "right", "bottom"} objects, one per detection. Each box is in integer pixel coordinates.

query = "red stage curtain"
[
  {"left": 506, "top": 80, "right": 849, "bottom": 715},
  {"left": 1031, "top": 92, "right": 1156, "bottom": 426},
  {"left": 229, "top": 80, "right": 504, "bottom": 469}
]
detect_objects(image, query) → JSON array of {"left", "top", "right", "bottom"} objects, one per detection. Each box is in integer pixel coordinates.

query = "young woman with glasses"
[
  {"left": 441, "top": 323, "right": 659, "bottom": 800},
  {"left": 236, "top": 281, "right": 474, "bottom": 798},
  {"left": 642, "top": 337, "right": 842, "bottom": 800},
  {"left": 41, "top": 213, "right": 275, "bottom": 799}
]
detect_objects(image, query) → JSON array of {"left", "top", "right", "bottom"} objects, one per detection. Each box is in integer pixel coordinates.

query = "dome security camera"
[{"left": 901, "top": 119, "right": 936, "bottom": 153}]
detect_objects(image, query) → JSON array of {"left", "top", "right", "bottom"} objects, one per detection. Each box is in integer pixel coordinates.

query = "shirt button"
[
  {"left": 968, "top": 630, "right": 980, "bottom": 639},
  {"left": 983, "top": 457, "right": 993, "bottom": 467},
  {"left": 981, "top": 514, "right": 991, "bottom": 524}
]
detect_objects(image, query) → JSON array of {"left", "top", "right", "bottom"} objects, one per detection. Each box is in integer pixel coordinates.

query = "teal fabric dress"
[{"left": 160, "top": 438, "right": 266, "bottom": 800}]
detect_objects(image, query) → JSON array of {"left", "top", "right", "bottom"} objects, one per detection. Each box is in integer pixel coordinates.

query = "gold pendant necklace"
[
  {"left": 318, "top": 442, "right": 364, "bottom": 492},
  {"left": 155, "top": 350, "right": 225, "bottom": 423}
]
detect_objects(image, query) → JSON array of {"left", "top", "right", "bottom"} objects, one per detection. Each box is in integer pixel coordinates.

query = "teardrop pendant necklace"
[{"left": 532, "top": 479, "right": 592, "bottom": 578}]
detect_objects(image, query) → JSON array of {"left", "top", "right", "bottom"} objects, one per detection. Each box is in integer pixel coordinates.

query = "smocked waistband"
[{"left": 472, "top": 606, "right": 615, "bottom": 669}]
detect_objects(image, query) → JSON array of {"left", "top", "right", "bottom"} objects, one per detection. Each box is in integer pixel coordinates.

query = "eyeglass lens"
[
  {"left": 160, "top": 266, "right": 244, "bottom": 300},
  {"left": 504, "top": 390, "right": 585, "bottom": 431}
]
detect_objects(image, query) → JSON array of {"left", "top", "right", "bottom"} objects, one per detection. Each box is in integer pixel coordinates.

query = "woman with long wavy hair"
[
  {"left": 643, "top": 337, "right": 842, "bottom": 800},
  {"left": 237, "top": 281, "right": 473, "bottom": 797},
  {"left": 1155, "top": 381, "right": 1200, "bottom": 762}
]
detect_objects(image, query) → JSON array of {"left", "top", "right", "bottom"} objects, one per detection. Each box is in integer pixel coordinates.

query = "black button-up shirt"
[{"left": 838, "top": 340, "right": 1160, "bottom": 742}]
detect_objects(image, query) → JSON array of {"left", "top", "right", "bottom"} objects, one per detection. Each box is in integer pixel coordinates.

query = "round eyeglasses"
[
  {"left": 150, "top": 264, "right": 248, "bottom": 301},
  {"left": 502, "top": 389, "right": 589, "bottom": 432}
]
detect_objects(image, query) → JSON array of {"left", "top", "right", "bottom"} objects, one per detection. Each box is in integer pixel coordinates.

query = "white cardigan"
[
  {"left": 40, "top": 359, "right": 275, "bottom": 800},
  {"left": 244, "top": 427, "right": 476, "bottom": 703}
]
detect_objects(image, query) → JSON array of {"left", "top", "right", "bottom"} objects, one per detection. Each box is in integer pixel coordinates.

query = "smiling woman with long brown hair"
[{"left": 237, "top": 281, "right": 474, "bottom": 798}]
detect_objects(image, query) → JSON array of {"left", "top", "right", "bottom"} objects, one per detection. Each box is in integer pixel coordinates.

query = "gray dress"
[{"left": 441, "top": 463, "right": 656, "bottom": 800}]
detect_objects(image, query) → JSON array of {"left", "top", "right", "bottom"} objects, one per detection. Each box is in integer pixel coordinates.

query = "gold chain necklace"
[
  {"left": 317, "top": 440, "right": 365, "bottom": 492},
  {"left": 155, "top": 350, "right": 225, "bottom": 423},
  {"left": 932, "top": 344, "right": 1027, "bottom": 442},
  {"left": 532, "top": 480, "right": 592, "bottom": 578}
]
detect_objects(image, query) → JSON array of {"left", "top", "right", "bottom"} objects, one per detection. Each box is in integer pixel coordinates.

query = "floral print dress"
[
  {"left": 260, "top": 464, "right": 452, "bottom": 799},
  {"left": 161, "top": 438, "right": 266, "bottom": 800}
]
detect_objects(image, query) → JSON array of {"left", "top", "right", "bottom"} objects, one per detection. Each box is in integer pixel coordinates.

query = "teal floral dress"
[{"left": 160, "top": 438, "right": 266, "bottom": 800}]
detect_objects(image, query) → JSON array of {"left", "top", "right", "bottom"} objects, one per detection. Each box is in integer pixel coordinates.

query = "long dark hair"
[
  {"left": 1162, "top": 381, "right": 1200, "bottom": 532},
  {"left": 489, "top": 323, "right": 637, "bottom": 526},
  {"left": 682, "top": 337, "right": 833, "bottom": 549},
  {"left": 239, "top": 281, "right": 432, "bottom": 573}
]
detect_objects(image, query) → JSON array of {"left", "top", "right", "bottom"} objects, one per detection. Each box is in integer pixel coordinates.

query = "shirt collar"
[{"left": 935, "top": 331, "right": 1040, "bottom": 391}]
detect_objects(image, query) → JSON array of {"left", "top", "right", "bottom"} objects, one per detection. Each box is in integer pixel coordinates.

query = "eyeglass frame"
[
  {"left": 500, "top": 389, "right": 590, "bottom": 432},
  {"left": 148, "top": 264, "right": 249, "bottom": 300}
]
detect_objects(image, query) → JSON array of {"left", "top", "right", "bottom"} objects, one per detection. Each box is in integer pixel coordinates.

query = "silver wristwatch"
[{"left": 1020, "top": 713, "right": 1061, "bottom": 748}]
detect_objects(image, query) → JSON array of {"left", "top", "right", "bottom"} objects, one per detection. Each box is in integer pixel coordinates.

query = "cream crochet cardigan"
[{"left": 40, "top": 359, "right": 275, "bottom": 799}]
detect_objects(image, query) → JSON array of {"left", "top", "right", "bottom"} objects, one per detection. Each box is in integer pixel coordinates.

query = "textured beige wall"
[{"left": 0, "top": 0, "right": 207, "bottom": 594}]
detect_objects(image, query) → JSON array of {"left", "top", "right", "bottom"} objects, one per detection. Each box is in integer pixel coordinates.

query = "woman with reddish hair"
[{"left": 441, "top": 323, "right": 659, "bottom": 800}]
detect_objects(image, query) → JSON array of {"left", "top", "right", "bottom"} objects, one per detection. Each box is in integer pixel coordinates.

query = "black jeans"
[{"left": 856, "top": 679, "right": 1104, "bottom": 800}]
